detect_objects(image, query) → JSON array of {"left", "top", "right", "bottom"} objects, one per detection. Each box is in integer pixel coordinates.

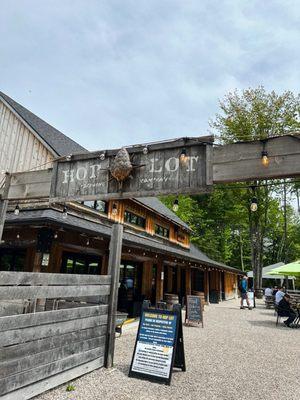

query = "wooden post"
[
  {"left": 156, "top": 260, "right": 164, "bottom": 304},
  {"left": 185, "top": 266, "right": 191, "bottom": 296},
  {"left": 105, "top": 223, "right": 123, "bottom": 368},
  {"left": 0, "top": 173, "right": 11, "bottom": 243},
  {"left": 142, "top": 260, "right": 152, "bottom": 300},
  {"left": 205, "top": 270, "right": 210, "bottom": 304}
]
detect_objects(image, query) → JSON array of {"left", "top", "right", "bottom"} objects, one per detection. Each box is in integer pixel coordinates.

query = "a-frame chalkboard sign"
[
  {"left": 185, "top": 295, "right": 204, "bottom": 328},
  {"left": 129, "top": 301, "right": 186, "bottom": 385}
]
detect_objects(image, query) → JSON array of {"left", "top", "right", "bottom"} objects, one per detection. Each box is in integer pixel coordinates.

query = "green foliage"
[
  {"left": 162, "top": 87, "right": 300, "bottom": 283},
  {"left": 66, "top": 384, "right": 75, "bottom": 392}
]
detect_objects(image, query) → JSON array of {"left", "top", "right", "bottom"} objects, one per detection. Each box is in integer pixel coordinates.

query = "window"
[
  {"left": 124, "top": 211, "right": 146, "bottom": 228},
  {"left": 0, "top": 249, "right": 26, "bottom": 272},
  {"left": 81, "top": 200, "right": 108, "bottom": 213},
  {"left": 155, "top": 224, "right": 170, "bottom": 238},
  {"left": 61, "top": 252, "right": 102, "bottom": 275}
]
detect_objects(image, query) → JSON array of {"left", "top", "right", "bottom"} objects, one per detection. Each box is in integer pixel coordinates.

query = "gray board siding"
[
  {"left": 0, "top": 91, "right": 87, "bottom": 157},
  {"left": 4, "top": 208, "right": 241, "bottom": 274}
]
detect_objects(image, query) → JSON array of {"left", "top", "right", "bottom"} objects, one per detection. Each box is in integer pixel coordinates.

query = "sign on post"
[
  {"left": 129, "top": 303, "right": 185, "bottom": 385},
  {"left": 185, "top": 295, "right": 203, "bottom": 327},
  {"left": 50, "top": 137, "right": 213, "bottom": 202}
]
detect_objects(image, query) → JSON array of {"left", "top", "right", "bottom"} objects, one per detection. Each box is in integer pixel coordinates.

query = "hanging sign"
[
  {"left": 129, "top": 303, "right": 185, "bottom": 385},
  {"left": 50, "top": 136, "right": 213, "bottom": 202},
  {"left": 185, "top": 295, "right": 203, "bottom": 327}
]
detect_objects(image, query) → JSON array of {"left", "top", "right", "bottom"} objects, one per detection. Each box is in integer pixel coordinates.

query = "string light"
[
  {"left": 62, "top": 205, "right": 68, "bottom": 219},
  {"left": 173, "top": 198, "right": 179, "bottom": 212},
  {"left": 54, "top": 232, "right": 58, "bottom": 239},
  {"left": 14, "top": 204, "right": 20, "bottom": 216},
  {"left": 261, "top": 150, "right": 269, "bottom": 167},
  {"left": 142, "top": 146, "right": 149, "bottom": 155},
  {"left": 16, "top": 233, "right": 20, "bottom": 239},
  {"left": 112, "top": 203, "right": 118, "bottom": 216},
  {"left": 66, "top": 154, "right": 72, "bottom": 161},
  {"left": 86, "top": 238, "right": 90, "bottom": 246}
]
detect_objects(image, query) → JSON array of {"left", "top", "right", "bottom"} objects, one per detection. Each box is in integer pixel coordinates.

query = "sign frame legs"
[{"left": 105, "top": 222, "right": 123, "bottom": 368}]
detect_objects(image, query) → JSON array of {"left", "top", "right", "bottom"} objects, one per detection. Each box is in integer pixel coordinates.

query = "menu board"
[
  {"left": 185, "top": 295, "right": 203, "bottom": 327},
  {"left": 129, "top": 305, "right": 185, "bottom": 385}
]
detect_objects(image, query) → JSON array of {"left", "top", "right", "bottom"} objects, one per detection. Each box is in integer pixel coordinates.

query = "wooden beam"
[
  {"left": 105, "top": 223, "right": 123, "bottom": 368},
  {"left": 213, "top": 134, "right": 300, "bottom": 183},
  {"left": 0, "top": 174, "right": 11, "bottom": 242},
  {"left": 155, "top": 260, "right": 164, "bottom": 304}
]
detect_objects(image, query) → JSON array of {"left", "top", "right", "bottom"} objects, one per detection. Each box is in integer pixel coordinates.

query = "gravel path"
[{"left": 36, "top": 299, "right": 300, "bottom": 400}]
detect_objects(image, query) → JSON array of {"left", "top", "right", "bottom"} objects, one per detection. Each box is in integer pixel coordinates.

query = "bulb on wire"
[
  {"left": 173, "top": 198, "right": 179, "bottom": 212},
  {"left": 14, "top": 204, "right": 20, "bottom": 216},
  {"left": 250, "top": 197, "right": 258, "bottom": 212},
  {"left": 112, "top": 203, "right": 118, "bottom": 216},
  {"left": 180, "top": 148, "right": 189, "bottom": 164},
  {"left": 261, "top": 150, "right": 269, "bottom": 167},
  {"left": 62, "top": 205, "right": 68, "bottom": 219}
]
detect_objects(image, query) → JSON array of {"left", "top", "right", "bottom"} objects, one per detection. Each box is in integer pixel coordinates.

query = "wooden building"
[{"left": 0, "top": 91, "right": 241, "bottom": 316}]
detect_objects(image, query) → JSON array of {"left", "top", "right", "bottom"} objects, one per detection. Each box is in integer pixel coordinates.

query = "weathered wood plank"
[
  {"left": 0, "top": 325, "right": 106, "bottom": 362},
  {"left": 0, "top": 284, "right": 110, "bottom": 300},
  {"left": 0, "top": 314, "right": 107, "bottom": 347},
  {"left": 0, "top": 347, "right": 104, "bottom": 396},
  {"left": 0, "top": 271, "right": 111, "bottom": 286},
  {"left": 0, "top": 173, "right": 11, "bottom": 242},
  {"left": 0, "top": 305, "right": 108, "bottom": 332},
  {"left": 0, "top": 358, "right": 103, "bottom": 400},
  {"left": 0, "top": 336, "right": 105, "bottom": 379}
]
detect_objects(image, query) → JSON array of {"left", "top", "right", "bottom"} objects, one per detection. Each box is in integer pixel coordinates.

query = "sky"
[{"left": 0, "top": 0, "right": 300, "bottom": 151}]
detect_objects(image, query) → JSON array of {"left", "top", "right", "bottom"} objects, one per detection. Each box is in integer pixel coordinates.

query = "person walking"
[{"left": 239, "top": 275, "right": 252, "bottom": 310}]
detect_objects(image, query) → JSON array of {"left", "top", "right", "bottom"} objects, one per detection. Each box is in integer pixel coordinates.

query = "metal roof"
[
  {"left": 0, "top": 91, "right": 86, "bottom": 157},
  {"left": 4, "top": 208, "right": 241, "bottom": 273}
]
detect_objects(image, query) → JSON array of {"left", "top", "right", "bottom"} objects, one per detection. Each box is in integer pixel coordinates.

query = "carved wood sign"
[{"left": 50, "top": 137, "right": 214, "bottom": 202}]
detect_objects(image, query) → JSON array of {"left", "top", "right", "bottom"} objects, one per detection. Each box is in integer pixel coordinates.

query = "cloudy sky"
[{"left": 0, "top": 0, "right": 299, "bottom": 151}]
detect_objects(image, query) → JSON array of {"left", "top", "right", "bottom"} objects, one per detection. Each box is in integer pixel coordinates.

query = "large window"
[
  {"left": 81, "top": 200, "right": 108, "bottom": 213},
  {"left": 0, "top": 248, "right": 26, "bottom": 271},
  {"left": 124, "top": 210, "right": 146, "bottom": 228},
  {"left": 155, "top": 224, "right": 170, "bottom": 238},
  {"left": 61, "top": 252, "right": 102, "bottom": 275}
]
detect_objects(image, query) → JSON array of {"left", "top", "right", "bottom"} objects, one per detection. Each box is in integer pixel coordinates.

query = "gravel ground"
[{"left": 36, "top": 299, "right": 300, "bottom": 400}]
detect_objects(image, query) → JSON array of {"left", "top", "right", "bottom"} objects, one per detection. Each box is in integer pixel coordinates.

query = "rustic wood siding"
[
  {"left": 224, "top": 272, "right": 237, "bottom": 299},
  {"left": 0, "top": 101, "right": 54, "bottom": 181}
]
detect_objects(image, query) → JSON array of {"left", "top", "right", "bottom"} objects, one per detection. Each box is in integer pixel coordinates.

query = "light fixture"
[
  {"left": 180, "top": 148, "right": 189, "bottom": 164},
  {"left": 250, "top": 197, "right": 258, "bottom": 212},
  {"left": 66, "top": 154, "right": 72, "bottom": 161},
  {"left": 99, "top": 152, "right": 106, "bottom": 161},
  {"left": 261, "top": 150, "right": 269, "bottom": 167},
  {"left": 142, "top": 146, "right": 149, "bottom": 155},
  {"left": 173, "top": 198, "right": 179, "bottom": 212},
  {"left": 86, "top": 238, "right": 90, "bottom": 246},
  {"left": 128, "top": 249, "right": 131, "bottom": 253},
  {"left": 62, "top": 205, "right": 68, "bottom": 219},
  {"left": 143, "top": 252, "right": 146, "bottom": 256},
  {"left": 155, "top": 254, "right": 158, "bottom": 258},
  {"left": 112, "top": 203, "right": 118, "bottom": 216},
  {"left": 16, "top": 233, "right": 20, "bottom": 239},
  {"left": 54, "top": 232, "right": 58, "bottom": 239},
  {"left": 14, "top": 204, "right": 20, "bottom": 216}
]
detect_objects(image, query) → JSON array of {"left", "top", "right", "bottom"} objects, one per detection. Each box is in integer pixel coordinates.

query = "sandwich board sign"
[
  {"left": 185, "top": 295, "right": 203, "bottom": 328},
  {"left": 129, "top": 302, "right": 185, "bottom": 385}
]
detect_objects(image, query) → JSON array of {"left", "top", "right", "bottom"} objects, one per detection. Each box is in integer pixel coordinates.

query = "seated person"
[
  {"left": 278, "top": 294, "right": 296, "bottom": 328},
  {"left": 275, "top": 287, "right": 285, "bottom": 304},
  {"left": 264, "top": 287, "right": 273, "bottom": 297},
  {"left": 272, "top": 286, "right": 278, "bottom": 296}
]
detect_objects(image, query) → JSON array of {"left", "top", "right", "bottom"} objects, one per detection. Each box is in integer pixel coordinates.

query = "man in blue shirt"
[{"left": 240, "top": 275, "right": 252, "bottom": 310}]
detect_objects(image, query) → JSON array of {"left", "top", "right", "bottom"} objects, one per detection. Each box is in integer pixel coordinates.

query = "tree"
[{"left": 209, "top": 87, "right": 300, "bottom": 294}]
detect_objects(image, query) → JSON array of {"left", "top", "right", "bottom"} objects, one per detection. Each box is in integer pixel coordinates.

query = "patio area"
[{"left": 36, "top": 299, "right": 300, "bottom": 400}]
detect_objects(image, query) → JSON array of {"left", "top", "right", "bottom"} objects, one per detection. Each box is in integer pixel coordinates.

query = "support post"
[
  {"left": 0, "top": 173, "right": 11, "bottom": 243},
  {"left": 156, "top": 260, "right": 164, "bottom": 304},
  {"left": 105, "top": 223, "right": 123, "bottom": 368}
]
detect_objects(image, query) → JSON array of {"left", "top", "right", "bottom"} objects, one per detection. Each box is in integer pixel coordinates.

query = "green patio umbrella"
[{"left": 269, "top": 261, "right": 300, "bottom": 277}]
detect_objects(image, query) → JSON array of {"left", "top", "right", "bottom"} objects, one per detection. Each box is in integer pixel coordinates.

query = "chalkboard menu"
[
  {"left": 185, "top": 295, "right": 203, "bottom": 327},
  {"left": 129, "top": 303, "right": 185, "bottom": 385}
]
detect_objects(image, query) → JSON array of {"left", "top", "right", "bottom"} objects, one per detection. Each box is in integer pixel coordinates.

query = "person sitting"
[
  {"left": 264, "top": 287, "right": 273, "bottom": 297},
  {"left": 278, "top": 294, "right": 297, "bottom": 328},
  {"left": 275, "top": 286, "right": 285, "bottom": 305},
  {"left": 272, "top": 286, "right": 278, "bottom": 296}
]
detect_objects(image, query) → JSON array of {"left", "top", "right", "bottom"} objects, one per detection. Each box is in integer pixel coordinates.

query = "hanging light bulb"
[
  {"left": 62, "top": 205, "right": 68, "bottom": 219},
  {"left": 65, "top": 154, "right": 72, "bottom": 161},
  {"left": 112, "top": 203, "right": 118, "bottom": 216},
  {"left": 16, "top": 233, "right": 20, "bottom": 239},
  {"left": 250, "top": 197, "right": 258, "bottom": 212},
  {"left": 180, "top": 148, "right": 189, "bottom": 164},
  {"left": 142, "top": 146, "right": 149, "bottom": 155},
  {"left": 86, "top": 238, "right": 90, "bottom": 246},
  {"left": 261, "top": 150, "right": 269, "bottom": 167},
  {"left": 173, "top": 198, "right": 179, "bottom": 212},
  {"left": 54, "top": 232, "right": 58, "bottom": 239},
  {"left": 14, "top": 204, "right": 20, "bottom": 216}
]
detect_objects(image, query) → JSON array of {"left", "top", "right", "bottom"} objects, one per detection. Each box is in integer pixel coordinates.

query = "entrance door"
[{"left": 118, "top": 260, "right": 143, "bottom": 317}]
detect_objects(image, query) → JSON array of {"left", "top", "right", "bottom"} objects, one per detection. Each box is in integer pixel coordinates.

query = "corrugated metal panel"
[{"left": 0, "top": 101, "right": 54, "bottom": 183}]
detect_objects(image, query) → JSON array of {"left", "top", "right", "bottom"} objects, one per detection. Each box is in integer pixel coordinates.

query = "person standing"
[{"left": 239, "top": 275, "right": 252, "bottom": 310}]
